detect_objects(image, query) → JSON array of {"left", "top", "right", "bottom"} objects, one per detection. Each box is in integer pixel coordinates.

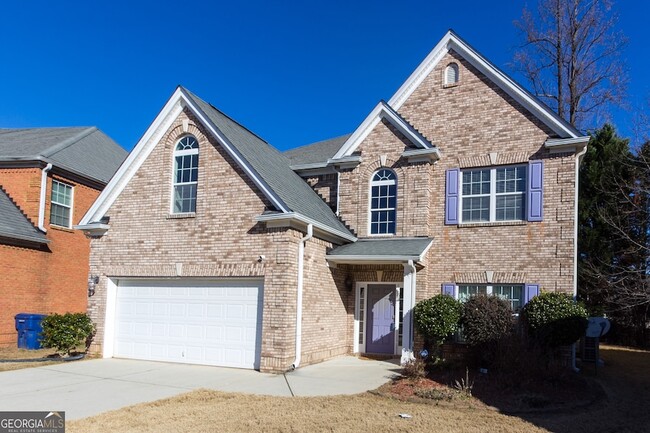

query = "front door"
[{"left": 365, "top": 284, "right": 395, "bottom": 354}]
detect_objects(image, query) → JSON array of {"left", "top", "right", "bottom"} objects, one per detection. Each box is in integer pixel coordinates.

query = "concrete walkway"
[{"left": 0, "top": 356, "right": 400, "bottom": 420}]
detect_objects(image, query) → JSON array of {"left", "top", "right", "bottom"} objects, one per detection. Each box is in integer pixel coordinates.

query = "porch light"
[{"left": 88, "top": 275, "right": 99, "bottom": 297}]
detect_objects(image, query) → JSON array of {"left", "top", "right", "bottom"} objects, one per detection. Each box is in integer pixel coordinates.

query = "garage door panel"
[{"left": 114, "top": 279, "right": 263, "bottom": 369}]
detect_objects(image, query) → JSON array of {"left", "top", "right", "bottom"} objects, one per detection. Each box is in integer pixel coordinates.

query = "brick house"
[
  {"left": 77, "top": 31, "right": 589, "bottom": 372},
  {"left": 0, "top": 127, "right": 126, "bottom": 346}
]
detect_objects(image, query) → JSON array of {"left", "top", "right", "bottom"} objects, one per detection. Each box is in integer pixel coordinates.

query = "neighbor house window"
[
  {"left": 172, "top": 135, "right": 199, "bottom": 213},
  {"left": 457, "top": 284, "right": 524, "bottom": 312},
  {"left": 50, "top": 180, "right": 73, "bottom": 228},
  {"left": 461, "top": 165, "right": 526, "bottom": 223},
  {"left": 369, "top": 169, "right": 397, "bottom": 235},
  {"left": 444, "top": 62, "right": 459, "bottom": 85}
]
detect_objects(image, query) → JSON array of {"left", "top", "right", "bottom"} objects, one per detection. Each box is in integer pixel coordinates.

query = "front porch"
[{"left": 326, "top": 237, "right": 433, "bottom": 364}]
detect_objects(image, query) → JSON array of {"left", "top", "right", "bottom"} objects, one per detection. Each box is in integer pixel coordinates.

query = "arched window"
[
  {"left": 172, "top": 135, "right": 199, "bottom": 213},
  {"left": 369, "top": 169, "right": 397, "bottom": 235},
  {"left": 444, "top": 62, "right": 459, "bottom": 85}
]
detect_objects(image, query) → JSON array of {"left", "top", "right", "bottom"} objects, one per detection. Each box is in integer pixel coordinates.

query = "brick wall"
[
  {"left": 86, "top": 110, "right": 352, "bottom": 372},
  {"left": 0, "top": 170, "right": 99, "bottom": 345},
  {"left": 331, "top": 49, "right": 575, "bottom": 305}
]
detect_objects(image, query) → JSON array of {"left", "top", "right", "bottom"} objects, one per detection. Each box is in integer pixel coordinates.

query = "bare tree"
[{"left": 514, "top": 0, "right": 627, "bottom": 129}]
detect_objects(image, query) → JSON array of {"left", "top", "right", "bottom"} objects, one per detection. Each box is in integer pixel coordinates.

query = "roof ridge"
[
  {"left": 180, "top": 87, "right": 272, "bottom": 146},
  {"left": 41, "top": 127, "right": 98, "bottom": 158},
  {"left": 0, "top": 185, "right": 41, "bottom": 232}
]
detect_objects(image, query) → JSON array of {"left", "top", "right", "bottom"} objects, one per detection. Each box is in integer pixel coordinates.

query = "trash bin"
[{"left": 15, "top": 313, "right": 47, "bottom": 350}]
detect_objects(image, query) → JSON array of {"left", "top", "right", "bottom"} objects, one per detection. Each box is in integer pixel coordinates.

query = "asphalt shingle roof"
[
  {"left": 283, "top": 134, "right": 351, "bottom": 166},
  {"left": 0, "top": 127, "right": 127, "bottom": 184},
  {"left": 182, "top": 88, "right": 352, "bottom": 237},
  {"left": 0, "top": 187, "right": 48, "bottom": 245},
  {"left": 328, "top": 237, "right": 433, "bottom": 257}
]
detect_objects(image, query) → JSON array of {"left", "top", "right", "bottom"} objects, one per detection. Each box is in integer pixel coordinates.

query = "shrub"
[
  {"left": 402, "top": 357, "right": 426, "bottom": 379},
  {"left": 520, "top": 292, "right": 588, "bottom": 347},
  {"left": 414, "top": 294, "right": 462, "bottom": 348},
  {"left": 460, "top": 295, "right": 514, "bottom": 347},
  {"left": 41, "top": 313, "right": 95, "bottom": 356}
]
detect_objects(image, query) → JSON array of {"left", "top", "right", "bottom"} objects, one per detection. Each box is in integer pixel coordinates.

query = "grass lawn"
[
  {"left": 0, "top": 347, "right": 59, "bottom": 372},
  {"left": 68, "top": 345, "right": 650, "bottom": 433}
]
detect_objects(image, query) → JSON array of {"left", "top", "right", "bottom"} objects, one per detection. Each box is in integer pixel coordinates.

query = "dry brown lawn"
[
  {"left": 68, "top": 345, "right": 650, "bottom": 433},
  {"left": 0, "top": 346, "right": 59, "bottom": 372}
]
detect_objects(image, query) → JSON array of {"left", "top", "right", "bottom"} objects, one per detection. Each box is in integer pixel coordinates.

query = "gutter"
[
  {"left": 37, "top": 163, "right": 53, "bottom": 232},
  {"left": 291, "top": 223, "right": 313, "bottom": 370},
  {"left": 255, "top": 212, "right": 357, "bottom": 243}
]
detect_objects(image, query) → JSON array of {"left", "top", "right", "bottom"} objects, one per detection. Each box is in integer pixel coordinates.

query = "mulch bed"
[{"left": 376, "top": 364, "right": 603, "bottom": 414}]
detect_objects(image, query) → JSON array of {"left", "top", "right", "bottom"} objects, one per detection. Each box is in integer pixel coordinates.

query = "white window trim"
[
  {"left": 354, "top": 282, "right": 403, "bottom": 355},
  {"left": 455, "top": 283, "right": 524, "bottom": 312},
  {"left": 170, "top": 136, "right": 199, "bottom": 215},
  {"left": 459, "top": 164, "right": 526, "bottom": 223},
  {"left": 50, "top": 179, "right": 74, "bottom": 229},
  {"left": 367, "top": 169, "right": 397, "bottom": 236}
]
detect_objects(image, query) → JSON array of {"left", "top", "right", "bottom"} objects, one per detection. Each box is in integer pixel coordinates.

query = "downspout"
[
  {"left": 38, "top": 163, "right": 53, "bottom": 232},
  {"left": 335, "top": 172, "right": 341, "bottom": 216},
  {"left": 572, "top": 144, "right": 588, "bottom": 373},
  {"left": 291, "top": 223, "right": 313, "bottom": 370}
]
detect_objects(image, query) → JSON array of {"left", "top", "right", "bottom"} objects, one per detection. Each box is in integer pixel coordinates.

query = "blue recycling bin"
[{"left": 15, "top": 313, "right": 47, "bottom": 350}]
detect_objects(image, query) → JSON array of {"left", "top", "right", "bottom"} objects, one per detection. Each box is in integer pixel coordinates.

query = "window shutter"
[
  {"left": 442, "top": 283, "right": 456, "bottom": 298},
  {"left": 527, "top": 160, "right": 543, "bottom": 221},
  {"left": 524, "top": 283, "right": 540, "bottom": 304},
  {"left": 445, "top": 168, "right": 460, "bottom": 225}
]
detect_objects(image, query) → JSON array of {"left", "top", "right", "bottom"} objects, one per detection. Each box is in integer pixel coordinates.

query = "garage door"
[{"left": 114, "top": 279, "right": 263, "bottom": 369}]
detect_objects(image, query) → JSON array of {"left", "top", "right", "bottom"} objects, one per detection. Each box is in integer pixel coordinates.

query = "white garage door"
[{"left": 114, "top": 279, "right": 263, "bottom": 369}]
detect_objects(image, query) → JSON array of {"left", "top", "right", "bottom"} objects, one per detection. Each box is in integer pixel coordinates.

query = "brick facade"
[
  {"left": 0, "top": 169, "right": 100, "bottom": 346},
  {"left": 86, "top": 110, "right": 351, "bottom": 372},
  {"left": 85, "top": 44, "right": 579, "bottom": 371}
]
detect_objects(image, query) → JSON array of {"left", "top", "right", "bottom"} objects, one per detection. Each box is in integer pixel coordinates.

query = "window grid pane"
[
  {"left": 172, "top": 136, "right": 199, "bottom": 214},
  {"left": 50, "top": 180, "right": 72, "bottom": 227},
  {"left": 493, "top": 285, "right": 523, "bottom": 312},
  {"left": 461, "top": 165, "right": 527, "bottom": 223},
  {"left": 359, "top": 287, "right": 365, "bottom": 346},
  {"left": 370, "top": 170, "right": 396, "bottom": 234}
]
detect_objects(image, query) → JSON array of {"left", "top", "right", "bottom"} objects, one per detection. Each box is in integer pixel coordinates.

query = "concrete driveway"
[{"left": 0, "top": 356, "right": 400, "bottom": 420}]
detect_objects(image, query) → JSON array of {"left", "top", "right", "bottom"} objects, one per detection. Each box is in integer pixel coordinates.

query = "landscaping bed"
[{"left": 0, "top": 346, "right": 88, "bottom": 372}]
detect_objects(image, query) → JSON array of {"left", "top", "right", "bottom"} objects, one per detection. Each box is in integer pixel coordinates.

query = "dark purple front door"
[{"left": 366, "top": 284, "right": 395, "bottom": 354}]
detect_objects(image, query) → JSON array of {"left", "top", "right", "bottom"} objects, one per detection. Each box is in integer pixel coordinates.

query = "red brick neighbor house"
[
  {"left": 77, "top": 31, "right": 589, "bottom": 372},
  {"left": 0, "top": 127, "right": 126, "bottom": 346}
]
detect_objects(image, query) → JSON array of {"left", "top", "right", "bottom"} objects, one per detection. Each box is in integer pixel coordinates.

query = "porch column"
[{"left": 401, "top": 260, "right": 416, "bottom": 364}]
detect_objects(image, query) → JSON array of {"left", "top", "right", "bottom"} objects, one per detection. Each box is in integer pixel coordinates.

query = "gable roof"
[
  {"left": 80, "top": 87, "right": 355, "bottom": 242},
  {"left": 0, "top": 127, "right": 127, "bottom": 184},
  {"left": 388, "top": 29, "right": 583, "bottom": 139},
  {"left": 0, "top": 187, "right": 48, "bottom": 246}
]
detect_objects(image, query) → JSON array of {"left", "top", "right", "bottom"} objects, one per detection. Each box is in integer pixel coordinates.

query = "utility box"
[{"left": 15, "top": 313, "right": 47, "bottom": 350}]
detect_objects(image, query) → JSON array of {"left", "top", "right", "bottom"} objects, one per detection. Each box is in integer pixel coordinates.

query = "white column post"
[{"left": 401, "top": 260, "right": 417, "bottom": 364}]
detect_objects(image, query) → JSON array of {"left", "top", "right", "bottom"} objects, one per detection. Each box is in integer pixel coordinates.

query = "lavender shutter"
[
  {"left": 527, "top": 160, "right": 544, "bottom": 221},
  {"left": 445, "top": 168, "right": 460, "bottom": 225},
  {"left": 442, "top": 283, "right": 456, "bottom": 298},
  {"left": 524, "top": 283, "right": 540, "bottom": 304}
]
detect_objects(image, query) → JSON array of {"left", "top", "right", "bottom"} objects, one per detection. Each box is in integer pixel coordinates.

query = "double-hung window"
[
  {"left": 50, "top": 180, "right": 73, "bottom": 228},
  {"left": 461, "top": 165, "right": 526, "bottom": 223},
  {"left": 457, "top": 284, "right": 524, "bottom": 312},
  {"left": 172, "top": 136, "right": 199, "bottom": 214},
  {"left": 369, "top": 169, "right": 397, "bottom": 235}
]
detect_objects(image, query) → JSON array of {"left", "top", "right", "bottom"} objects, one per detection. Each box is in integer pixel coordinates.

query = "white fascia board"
[
  {"left": 326, "top": 255, "right": 422, "bottom": 264},
  {"left": 545, "top": 136, "right": 590, "bottom": 153},
  {"left": 333, "top": 101, "right": 432, "bottom": 159},
  {"left": 178, "top": 88, "right": 290, "bottom": 214},
  {"left": 73, "top": 223, "right": 110, "bottom": 237},
  {"left": 401, "top": 147, "right": 441, "bottom": 163},
  {"left": 79, "top": 89, "right": 186, "bottom": 225},
  {"left": 387, "top": 31, "right": 581, "bottom": 140},
  {"left": 292, "top": 156, "right": 362, "bottom": 176},
  {"left": 256, "top": 212, "right": 357, "bottom": 243}
]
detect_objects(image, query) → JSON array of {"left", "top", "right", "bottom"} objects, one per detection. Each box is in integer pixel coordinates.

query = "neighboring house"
[
  {"left": 77, "top": 30, "right": 589, "bottom": 372},
  {"left": 0, "top": 127, "right": 127, "bottom": 346}
]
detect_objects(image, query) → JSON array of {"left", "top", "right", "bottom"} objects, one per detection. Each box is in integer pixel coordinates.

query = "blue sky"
[{"left": 0, "top": 1, "right": 647, "bottom": 151}]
